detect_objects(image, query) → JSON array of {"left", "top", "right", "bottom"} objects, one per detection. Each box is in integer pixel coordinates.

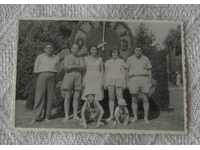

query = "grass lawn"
[{"left": 15, "top": 86, "right": 185, "bottom": 132}]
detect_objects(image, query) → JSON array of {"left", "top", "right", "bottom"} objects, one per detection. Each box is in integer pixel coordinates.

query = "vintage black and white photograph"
[{"left": 14, "top": 19, "right": 186, "bottom": 133}]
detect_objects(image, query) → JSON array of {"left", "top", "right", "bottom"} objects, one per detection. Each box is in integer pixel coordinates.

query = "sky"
[{"left": 126, "top": 21, "right": 180, "bottom": 48}]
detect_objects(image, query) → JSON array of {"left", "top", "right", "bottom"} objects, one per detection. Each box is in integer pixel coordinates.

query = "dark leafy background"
[{"left": 16, "top": 20, "right": 181, "bottom": 111}]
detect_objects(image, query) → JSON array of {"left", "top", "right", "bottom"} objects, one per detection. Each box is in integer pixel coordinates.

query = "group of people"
[{"left": 32, "top": 41, "right": 153, "bottom": 128}]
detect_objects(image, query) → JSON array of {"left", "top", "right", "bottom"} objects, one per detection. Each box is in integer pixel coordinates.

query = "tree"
[
  {"left": 134, "top": 23, "right": 170, "bottom": 109},
  {"left": 134, "top": 23, "right": 156, "bottom": 56},
  {"left": 164, "top": 25, "right": 181, "bottom": 56},
  {"left": 164, "top": 25, "right": 182, "bottom": 84},
  {"left": 16, "top": 20, "right": 76, "bottom": 99}
]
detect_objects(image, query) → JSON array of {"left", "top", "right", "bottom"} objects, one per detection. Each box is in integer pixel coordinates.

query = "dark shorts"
[{"left": 61, "top": 72, "right": 82, "bottom": 91}]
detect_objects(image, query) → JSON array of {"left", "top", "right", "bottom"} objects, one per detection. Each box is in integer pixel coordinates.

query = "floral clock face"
[{"left": 73, "top": 21, "right": 133, "bottom": 60}]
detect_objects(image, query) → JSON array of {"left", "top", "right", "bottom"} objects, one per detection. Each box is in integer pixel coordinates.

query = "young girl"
[
  {"left": 105, "top": 48, "right": 128, "bottom": 122},
  {"left": 81, "top": 46, "right": 104, "bottom": 128}
]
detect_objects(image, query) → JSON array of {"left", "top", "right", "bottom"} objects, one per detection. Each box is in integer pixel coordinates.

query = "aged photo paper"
[{"left": 14, "top": 18, "right": 187, "bottom": 134}]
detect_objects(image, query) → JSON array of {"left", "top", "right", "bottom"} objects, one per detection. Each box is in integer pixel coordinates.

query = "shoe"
[
  {"left": 30, "top": 116, "right": 43, "bottom": 125},
  {"left": 62, "top": 117, "right": 69, "bottom": 123},
  {"left": 73, "top": 116, "right": 80, "bottom": 120},
  {"left": 144, "top": 118, "right": 150, "bottom": 124},
  {"left": 82, "top": 122, "right": 88, "bottom": 129},
  {"left": 106, "top": 117, "right": 113, "bottom": 122},
  {"left": 29, "top": 119, "right": 36, "bottom": 125},
  {"left": 131, "top": 117, "right": 138, "bottom": 123},
  {"left": 96, "top": 121, "right": 104, "bottom": 128},
  {"left": 44, "top": 118, "right": 51, "bottom": 123}
]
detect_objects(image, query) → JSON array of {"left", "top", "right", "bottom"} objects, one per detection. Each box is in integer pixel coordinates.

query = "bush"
[{"left": 16, "top": 20, "right": 74, "bottom": 99}]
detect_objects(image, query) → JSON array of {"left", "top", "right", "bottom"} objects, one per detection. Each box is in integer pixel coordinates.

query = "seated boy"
[
  {"left": 114, "top": 99, "right": 129, "bottom": 126},
  {"left": 81, "top": 93, "right": 104, "bottom": 129}
]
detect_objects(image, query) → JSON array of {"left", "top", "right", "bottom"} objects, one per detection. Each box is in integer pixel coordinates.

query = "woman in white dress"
[{"left": 81, "top": 46, "right": 104, "bottom": 128}]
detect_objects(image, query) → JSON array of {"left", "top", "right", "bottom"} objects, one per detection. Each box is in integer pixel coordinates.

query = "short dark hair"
[
  {"left": 71, "top": 43, "right": 79, "bottom": 48},
  {"left": 86, "top": 94, "right": 95, "bottom": 98},
  {"left": 44, "top": 42, "right": 54, "bottom": 49},
  {"left": 111, "top": 47, "right": 120, "bottom": 55},
  {"left": 76, "top": 38, "right": 84, "bottom": 45},
  {"left": 89, "top": 45, "right": 97, "bottom": 50},
  {"left": 88, "top": 45, "right": 98, "bottom": 55},
  {"left": 135, "top": 47, "right": 142, "bottom": 51}
]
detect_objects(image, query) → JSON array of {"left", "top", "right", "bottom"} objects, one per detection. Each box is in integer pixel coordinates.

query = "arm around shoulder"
[
  {"left": 63, "top": 55, "right": 71, "bottom": 72},
  {"left": 144, "top": 56, "right": 152, "bottom": 70},
  {"left": 33, "top": 55, "right": 41, "bottom": 73},
  {"left": 80, "top": 57, "right": 86, "bottom": 72}
]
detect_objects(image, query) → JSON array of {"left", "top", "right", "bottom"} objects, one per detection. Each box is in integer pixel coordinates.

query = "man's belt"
[{"left": 129, "top": 74, "right": 150, "bottom": 78}]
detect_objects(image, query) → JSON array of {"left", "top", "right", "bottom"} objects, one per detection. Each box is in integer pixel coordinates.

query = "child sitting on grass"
[
  {"left": 81, "top": 93, "right": 104, "bottom": 129},
  {"left": 114, "top": 99, "right": 129, "bottom": 126}
]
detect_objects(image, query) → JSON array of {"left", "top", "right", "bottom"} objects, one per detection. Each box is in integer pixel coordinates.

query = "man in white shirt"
[
  {"left": 127, "top": 47, "right": 152, "bottom": 124},
  {"left": 32, "top": 43, "right": 62, "bottom": 123}
]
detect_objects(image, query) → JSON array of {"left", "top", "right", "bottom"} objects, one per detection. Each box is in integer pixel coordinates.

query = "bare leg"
[
  {"left": 114, "top": 107, "right": 120, "bottom": 126},
  {"left": 95, "top": 101, "right": 104, "bottom": 128},
  {"left": 131, "top": 94, "right": 138, "bottom": 122},
  {"left": 123, "top": 108, "right": 129, "bottom": 126},
  {"left": 61, "top": 90, "right": 65, "bottom": 99},
  {"left": 116, "top": 87, "right": 124, "bottom": 104},
  {"left": 107, "top": 86, "right": 115, "bottom": 121},
  {"left": 81, "top": 102, "right": 88, "bottom": 128},
  {"left": 141, "top": 93, "right": 149, "bottom": 124},
  {"left": 116, "top": 87, "right": 127, "bottom": 125},
  {"left": 73, "top": 90, "right": 81, "bottom": 120},
  {"left": 63, "top": 91, "right": 72, "bottom": 121}
]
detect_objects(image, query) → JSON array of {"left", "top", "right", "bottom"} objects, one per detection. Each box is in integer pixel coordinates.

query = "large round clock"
[{"left": 71, "top": 21, "right": 134, "bottom": 60}]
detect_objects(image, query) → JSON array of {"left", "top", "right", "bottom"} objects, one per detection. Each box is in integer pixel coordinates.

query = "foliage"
[
  {"left": 16, "top": 21, "right": 171, "bottom": 110},
  {"left": 17, "top": 21, "right": 158, "bottom": 99},
  {"left": 164, "top": 25, "right": 182, "bottom": 56},
  {"left": 16, "top": 20, "right": 76, "bottom": 98},
  {"left": 133, "top": 23, "right": 170, "bottom": 108},
  {"left": 134, "top": 23, "right": 156, "bottom": 56},
  {"left": 163, "top": 25, "right": 182, "bottom": 84}
]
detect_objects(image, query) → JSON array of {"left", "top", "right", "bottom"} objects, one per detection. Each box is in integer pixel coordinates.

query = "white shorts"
[
  {"left": 106, "top": 77, "right": 126, "bottom": 88},
  {"left": 128, "top": 76, "right": 151, "bottom": 94}
]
